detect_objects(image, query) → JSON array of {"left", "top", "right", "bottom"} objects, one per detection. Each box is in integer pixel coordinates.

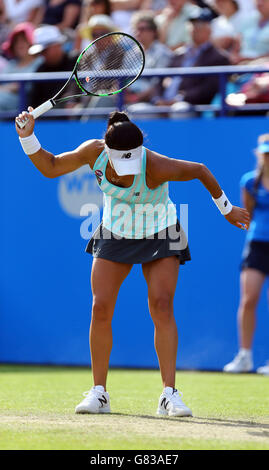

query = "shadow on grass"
[{"left": 108, "top": 412, "right": 269, "bottom": 430}]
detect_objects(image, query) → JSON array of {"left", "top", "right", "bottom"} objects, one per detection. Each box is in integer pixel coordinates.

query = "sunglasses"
[{"left": 135, "top": 26, "right": 154, "bottom": 32}]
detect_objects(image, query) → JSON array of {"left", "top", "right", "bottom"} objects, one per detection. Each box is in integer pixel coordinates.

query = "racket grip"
[{"left": 16, "top": 100, "right": 55, "bottom": 129}]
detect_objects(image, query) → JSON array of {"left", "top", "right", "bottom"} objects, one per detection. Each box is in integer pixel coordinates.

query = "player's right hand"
[
  {"left": 225, "top": 206, "right": 250, "bottom": 230},
  {"left": 15, "top": 106, "right": 35, "bottom": 138}
]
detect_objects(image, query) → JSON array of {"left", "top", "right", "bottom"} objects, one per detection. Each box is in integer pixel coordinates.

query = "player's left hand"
[{"left": 225, "top": 206, "right": 250, "bottom": 230}]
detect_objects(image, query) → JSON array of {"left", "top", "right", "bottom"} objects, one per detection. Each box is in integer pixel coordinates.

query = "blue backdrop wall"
[{"left": 1, "top": 117, "right": 269, "bottom": 370}]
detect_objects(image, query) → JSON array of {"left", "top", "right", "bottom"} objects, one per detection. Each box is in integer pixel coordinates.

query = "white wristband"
[
  {"left": 212, "top": 191, "right": 233, "bottom": 215},
  {"left": 19, "top": 133, "right": 41, "bottom": 155}
]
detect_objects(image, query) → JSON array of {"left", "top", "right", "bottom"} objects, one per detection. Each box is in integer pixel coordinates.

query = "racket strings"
[{"left": 76, "top": 33, "right": 144, "bottom": 95}]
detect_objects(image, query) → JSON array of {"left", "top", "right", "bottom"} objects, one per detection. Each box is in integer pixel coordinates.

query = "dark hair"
[
  {"left": 105, "top": 111, "right": 143, "bottom": 150},
  {"left": 131, "top": 12, "right": 158, "bottom": 39},
  {"left": 90, "top": 0, "right": 111, "bottom": 16}
]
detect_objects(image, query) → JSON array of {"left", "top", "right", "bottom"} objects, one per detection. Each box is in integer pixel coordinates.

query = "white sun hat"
[
  {"left": 28, "top": 25, "right": 66, "bottom": 55},
  {"left": 105, "top": 144, "right": 143, "bottom": 176}
]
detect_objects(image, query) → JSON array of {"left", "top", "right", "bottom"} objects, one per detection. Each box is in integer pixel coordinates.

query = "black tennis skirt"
[
  {"left": 86, "top": 221, "right": 191, "bottom": 265},
  {"left": 241, "top": 240, "right": 269, "bottom": 275}
]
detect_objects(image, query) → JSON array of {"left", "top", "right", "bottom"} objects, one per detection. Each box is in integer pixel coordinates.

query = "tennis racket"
[{"left": 16, "top": 32, "right": 145, "bottom": 128}]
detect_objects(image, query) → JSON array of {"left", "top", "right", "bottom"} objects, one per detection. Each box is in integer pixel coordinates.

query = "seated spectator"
[
  {"left": 40, "top": 0, "right": 82, "bottom": 31},
  {"left": 110, "top": 0, "right": 143, "bottom": 33},
  {"left": 140, "top": 0, "right": 167, "bottom": 13},
  {"left": 125, "top": 12, "right": 174, "bottom": 105},
  {"left": 75, "top": 0, "right": 112, "bottom": 50},
  {"left": 65, "top": 14, "right": 118, "bottom": 114},
  {"left": 235, "top": 0, "right": 256, "bottom": 13},
  {"left": 0, "top": 0, "right": 11, "bottom": 45},
  {"left": 0, "top": 54, "right": 8, "bottom": 73},
  {"left": 0, "top": 22, "right": 42, "bottom": 111},
  {"left": 237, "top": 0, "right": 269, "bottom": 62},
  {"left": 152, "top": 8, "right": 230, "bottom": 112},
  {"left": 210, "top": 0, "right": 245, "bottom": 63},
  {"left": 79, "top": 0, "right": 111, "bottom": 23},
  {"left": 190, "top": 0, "right": 218, "bottom": 17},
  {"left": 76, "top": 9, "right": 115, "bottom": 51},
  {"left": 226, "top": 58, "right": 269, "bottom": 107},
  {"left": 3, "top": 0, "right": 44, "bottom": 26},
  {"left": 155, "top": 0, "right": 201, "bottom": 50},
  {"left": 27, "top": 24, "right": 77, "bottom": 109}
]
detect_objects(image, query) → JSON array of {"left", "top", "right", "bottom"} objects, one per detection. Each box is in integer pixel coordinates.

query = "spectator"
[
  {"left": 27, "top": 24, "right": 77, "bottom": 110},
  {"left": 140, "top": 0, "right": 167, "bottom": 13},
  {"left": 79, "top": 0, "right": 111, "bottom": 24},
  {"left": 126, "top": 12, "right": 174, "bottom": 105},
  {"left": 155, "top": 0, "right": 201, "bottom": 50},
  {"left": 0, "top": 54, "right": 8, "bottom": 73},
  {"left": 3, "top": 0, "right": 44, "bottom": 26},
  {"left": 235, "top": 0, "right": 256, "bottom": 13},
  {"left": 40, "top": 0, "right": 82, "bottom": 31},
  {"left": 0, "top": 22, "right": 42, "bottom": 111},
  {"left": 154, "top": 8, "right": 230, "bottom": 109},
  {"left": 76, "top": 0, "right": 111, "bottom": 50},
  {"left": 110, "top": 0, "right": 143, "bottom": 33},
  {"left": 74, "top": 14, "right": 118, "bottom": 112},
  {"left": 87, "top": 12, "right": 115, "bottom": 37},
  {"left": 76, "top": 6, "right": 116, "bottom": 51},
  {"left": 191, "top": 0, "right": 218, "bottom": 17},
  {"left": 225, "top": 58, "right": 269, "bottom": 109},
  {"left": 0, "top": 0, "right": 10, "bottom": 45},
  {"left": 211, "top": 0, "right": 245, "bottom": 60},
  {"left": 237, "top": 0, "right": 269, "bottom": 62},
  {"left": 223, "top": 133, "right": 269, "bottom": 376}
]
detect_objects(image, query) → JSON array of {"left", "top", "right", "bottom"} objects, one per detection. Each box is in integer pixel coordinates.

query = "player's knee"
[
  {"left": 150, "top": 294, "right": 174, "bottom": 324},
  {"left": 92, "top": 298, "right": 112, "bottom": 323}
]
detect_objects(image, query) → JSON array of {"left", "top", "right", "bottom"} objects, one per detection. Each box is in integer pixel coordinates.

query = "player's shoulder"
[
  {"left": 240, "top": 170, "right": 257, "bottom": 189},
  {"left": 76, "top": 139, "right": 105, "bottom": 168},
  {"left": 145, "top": 147, "right": 174, "bottom": 182},
  {"left": 77, "top": 138, "right": 104, "bottom": 152}
]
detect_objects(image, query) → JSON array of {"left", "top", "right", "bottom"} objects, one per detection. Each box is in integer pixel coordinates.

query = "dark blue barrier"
[{"left": 1, "top": 118, "right": 269, "bottom": 370}]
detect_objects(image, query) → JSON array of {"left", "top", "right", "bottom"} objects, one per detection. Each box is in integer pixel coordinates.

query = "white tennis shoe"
[
  {"left": 256, "top": 361, "right": 269, "bottom": 376},
  {"left": 223, "top": 351, "right": 253, "bottom": 373},
  {"left": 157, "top": 387, "right": 192, "bottom": 417},
  {"left": 75, "top": 385, "right": 111, "bottom": 414}
]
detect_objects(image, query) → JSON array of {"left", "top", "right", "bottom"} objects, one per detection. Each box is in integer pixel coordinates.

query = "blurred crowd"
[{"left": 1, "top": 0, "right": 269, "bottom": 116}]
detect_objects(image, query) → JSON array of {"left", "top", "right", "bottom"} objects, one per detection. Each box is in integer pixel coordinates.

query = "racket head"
[{"left": 73, "top": 32, "right": 145, "bottom": 97}]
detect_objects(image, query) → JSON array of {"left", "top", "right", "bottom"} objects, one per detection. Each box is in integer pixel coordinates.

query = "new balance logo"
[
  {"left": 98, "top": 395, "right": 107, "bottom": 407},
  {"left": 224, "top": 200, "right": 228, "bottom": 207},
  {"left": 121, "top": 152, "right": 131, "bottom": 159},
  {"left": 160, "top": 398, "right": 169, "bottom": 410}
]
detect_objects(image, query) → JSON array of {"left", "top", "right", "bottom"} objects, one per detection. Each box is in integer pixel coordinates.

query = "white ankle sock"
[{"left": 164, "top": 386, "right": 176, "bottom": 395}]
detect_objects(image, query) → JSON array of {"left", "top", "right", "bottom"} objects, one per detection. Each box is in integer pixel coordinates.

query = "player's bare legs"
[
  {"left": 90, "top": 258, "right": 132, "bottom": 389},
  {"left": 142, "top": 256, "right": 192, "bottom": 417},
  {"left": 142, "top": 256, "right": 179, "bottom": 388}
]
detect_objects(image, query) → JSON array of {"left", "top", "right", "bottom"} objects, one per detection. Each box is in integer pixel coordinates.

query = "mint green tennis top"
[{"left": 93, "top": 146, "right": 177, "bottom": 239}]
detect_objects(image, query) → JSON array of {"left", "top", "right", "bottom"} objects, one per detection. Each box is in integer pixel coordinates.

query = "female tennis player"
[
  {"left": 224, "top": 133, "right": 269, "bottom": 376},
  {"left": 16, "top": 108, "right": 250, "bottom": 417}
]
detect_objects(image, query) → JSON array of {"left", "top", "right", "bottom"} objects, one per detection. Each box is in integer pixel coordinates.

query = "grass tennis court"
[{"left": 0, "top": 365, "right": 269, "bottom": 450}]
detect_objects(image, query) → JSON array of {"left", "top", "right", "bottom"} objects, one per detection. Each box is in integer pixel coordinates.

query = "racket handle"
[{"left": 16, "top": 100, "right": 55, "bottom": 129}]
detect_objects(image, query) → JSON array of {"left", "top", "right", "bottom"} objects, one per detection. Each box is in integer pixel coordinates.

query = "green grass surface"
[{"left": 0, "top": 365, "right": 269, "bottom": 450}]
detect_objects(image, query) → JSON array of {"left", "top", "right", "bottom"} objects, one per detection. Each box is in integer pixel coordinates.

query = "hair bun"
[{"left": 107, "top": 111, "right": 130, "bottom": 127}]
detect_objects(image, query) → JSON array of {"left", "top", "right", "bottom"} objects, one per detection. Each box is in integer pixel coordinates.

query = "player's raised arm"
[
  {"left": 147, "top": 149, "right": 250, "bottom": 230},
  {"left": 15, "top": 108, "right": 102, "bottom": 177}
]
